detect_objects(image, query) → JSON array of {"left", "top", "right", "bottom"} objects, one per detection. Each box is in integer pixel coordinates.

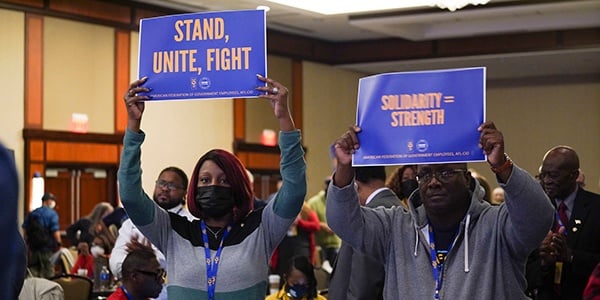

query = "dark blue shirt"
[{"left": 22, "top": 206, "right": 60, "bottom": 233}]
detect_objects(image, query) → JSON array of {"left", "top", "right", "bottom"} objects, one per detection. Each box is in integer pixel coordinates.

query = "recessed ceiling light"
[{"left": 257, "top": 5, "right": 271, "bottom": 12}]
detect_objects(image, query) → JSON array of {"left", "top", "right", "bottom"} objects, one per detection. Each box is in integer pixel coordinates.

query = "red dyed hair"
[{"left": 186, "top": 149, "right": 254, "bottom": 222}]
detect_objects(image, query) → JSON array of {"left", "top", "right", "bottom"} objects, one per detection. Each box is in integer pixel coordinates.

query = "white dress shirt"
[{"left": 109, "top": 204, "right": 196, "bottom": 300}]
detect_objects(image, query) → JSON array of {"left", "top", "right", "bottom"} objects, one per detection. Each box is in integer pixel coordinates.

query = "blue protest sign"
[
  {"left": 138, "top": 10, "right": 266, "bottom": 101},
  {"left": 353, "top": 67, "right": 486, "bottom": 166}
]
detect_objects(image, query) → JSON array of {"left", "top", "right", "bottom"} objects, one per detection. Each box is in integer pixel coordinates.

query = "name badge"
[{"left": 554, "top": 262, "right": 563, "bottom": 284}]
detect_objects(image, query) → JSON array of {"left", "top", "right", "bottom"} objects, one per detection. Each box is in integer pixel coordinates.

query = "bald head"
[
  {"left": 542, "top": 146, "right": 579, "bottom": 170},
  {"left": 540, "top": 145, "right": 580, "bottom": 200}
]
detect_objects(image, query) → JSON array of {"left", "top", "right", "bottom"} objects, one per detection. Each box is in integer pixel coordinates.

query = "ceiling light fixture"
[
  {"left": 430, "top": 0, "right": 490, "bottom": 11},
  {"left": 266, "top": 0, "right": 490, "bottom": 15},
  {"left": 256, "top": 5, "right": 271, "bottom": 12}
]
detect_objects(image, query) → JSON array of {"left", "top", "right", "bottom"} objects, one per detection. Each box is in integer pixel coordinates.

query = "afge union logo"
[
  {"left": 200, "top": 77, "right": 211, "bottom": 89},
  {"left": 416, "top": 139, "right": 429, "bottom": 152}
]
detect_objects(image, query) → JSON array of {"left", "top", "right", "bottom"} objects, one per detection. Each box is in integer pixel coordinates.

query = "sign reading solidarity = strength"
[
  {"left": 353, "top": 67, "right": 486, "bottom": 166},
  {"left": 138, "top": 10, "right": 267, "bottom": 101}
]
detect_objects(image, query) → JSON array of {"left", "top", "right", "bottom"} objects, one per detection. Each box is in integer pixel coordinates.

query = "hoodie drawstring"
[
  {"left": 413, "top": 213, "right": 471, "bottom": 272},
  {"left": 414, "top": 225, "right": 419, "bottom": 256},
  {"left": 464, "top": 213, "right": 470, "bottom": 272}
]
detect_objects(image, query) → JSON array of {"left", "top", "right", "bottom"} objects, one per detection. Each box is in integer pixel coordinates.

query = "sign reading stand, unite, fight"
[
  {"left": 137, "top": 9, "right": 267, "bottom": 101},
  {"left": 352, "top": 67, "right": 486, "bottom": 166}
]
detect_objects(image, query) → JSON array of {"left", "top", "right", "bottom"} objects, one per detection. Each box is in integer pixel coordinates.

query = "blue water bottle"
[{"left": 99, "top": 266, "right": 111, "bottom": 291}]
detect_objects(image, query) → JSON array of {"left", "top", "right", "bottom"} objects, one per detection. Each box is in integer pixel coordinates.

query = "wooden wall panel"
[
  {"left": 331, "top": 39, "right": 433, "bottom": 63},
  {"left": 49, "top": 0, "right": 131, "bottom": 24},
  {"left": 240, "top": 152, "right": 280, "bottom": 170},
  {"left": 29, "top": 140, "right": 44, "bottom": 161},
  {"left": 135, "top": 8, "right": 171, "bottom": 26},
  {"left": 29, "top": 163, "right": 44, "bottom": 178},
  {"left": 25, "top": 14, "right": 43, "bottom": 128},
  {"left": 236, "top": 152, "right": 248, "bottom": 166},
  {"left": 46, "top": 142, "right": 119, "bottom": 163},
  {"left": 562, "top": 28, "right": 600, "bottom": 46},
  {"left": 234, "top": 98, "right": 245, "bottom": 140},
  {"left": 267, "top": 30, "right": 317, "bottom": 61},
  {"left": 437, "top": 32, "right": 558, "bottom": 56},
  {"left": 115, "top": 29, "right": 130, "bottom": 133},
  {"left": 2, "top": 0, "right": 42, "bottom": 7}
]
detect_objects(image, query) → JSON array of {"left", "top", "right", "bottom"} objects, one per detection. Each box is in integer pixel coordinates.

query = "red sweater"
[
  {"left": 70, "top": 254, "right": 94, "bottom": 278},
  {"left": 585, "top": 263, "right": 600, "bottom": 300}
]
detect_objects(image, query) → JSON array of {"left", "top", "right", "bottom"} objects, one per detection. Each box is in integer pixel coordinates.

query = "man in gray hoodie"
[{"left": 326, "top": 121, "right": 554, "bottom": 299}]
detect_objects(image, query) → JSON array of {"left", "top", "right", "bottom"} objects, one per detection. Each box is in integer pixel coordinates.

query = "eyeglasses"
[
  {"left": 155, "top": 180, "right": 184, "bottom": 191},
  {"left": 135, "top": 268, "right": 166, "bottom": 281},
  {"left": 538, "top": 170, "right": 575, "bottom": 181},
  {"left": 416, "top": 169, "right": 466, "bottom": 184}
]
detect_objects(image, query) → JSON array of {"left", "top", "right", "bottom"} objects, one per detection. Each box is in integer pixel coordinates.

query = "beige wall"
[
  {"left": 0, "top": 9, "right": 26, "bottom": 219},
  {"left": 130, "top": 32, "right": 139, "bottom": 81},
  {"left": 302, "top": 61, "right": 365, "bottom": 198},
  {"left": 43, "top": 17, "right": 115, "bottom": 133},
  {"left": 138, "top": 99, "right": 234, "bottom": 194},
  {"left": 477, "top": 81, "right": 600, "bottom": 193},
  {"left": 245, "top": 55, "right": 292, "bottom": 144}
]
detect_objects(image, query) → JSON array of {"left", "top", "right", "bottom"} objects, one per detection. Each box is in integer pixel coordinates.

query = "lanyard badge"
[{"left": 201, "top": 220, "right": 232, "bottom": 300}]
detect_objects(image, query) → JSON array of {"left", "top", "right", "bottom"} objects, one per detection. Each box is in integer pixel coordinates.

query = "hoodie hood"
[
  {"left": 408, "top": 177, "right": 489, "bottom": 228},
  {"left": 406, "top": 177, "right": 492, "bottom": 273}
]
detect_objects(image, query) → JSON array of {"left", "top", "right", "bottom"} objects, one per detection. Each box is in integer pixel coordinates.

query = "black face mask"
[
  {"left": 286, "top": 283, "right": 309, "bottom": 299},
  {"left": 401, "top": 179, "right": 419, "bottom": 199},
  {"left": 195, "top": 186, "right": 235, "bottom": 218}
]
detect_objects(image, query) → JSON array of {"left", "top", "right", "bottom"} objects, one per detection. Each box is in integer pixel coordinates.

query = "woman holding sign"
[{"left": 118, "top": 75, "right": 306, "bottom": 299}]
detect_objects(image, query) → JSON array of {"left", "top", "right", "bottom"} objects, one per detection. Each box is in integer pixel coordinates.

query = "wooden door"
[
  {"left": 45, "top": 168, "right": 113, "bottom": 231},
  {"left": 44, "top": 169, "right": 72, "bottom": 230},
  {"left": 79, "top": 169, "right": 108, "bottom": 222}
]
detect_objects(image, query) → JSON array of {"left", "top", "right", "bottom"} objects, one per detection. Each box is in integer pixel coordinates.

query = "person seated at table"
[
  {"left": 66, "top": 202, "right": 114, "bottom": 246},
  {"left": 108, "top": 239, "right": 164, "bottom": 300},
  {"left": 70, "top": 222, "right": 116, "bottom": 278},
  {"left": 70, "top": 241, "right": 94, "bottom": 278},
  {"left": 266, "top": 255, "right": 326, "bottom": 300}
]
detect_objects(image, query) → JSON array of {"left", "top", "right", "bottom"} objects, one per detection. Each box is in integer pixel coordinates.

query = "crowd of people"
[{"left": 6, "top": 75, "right": 599, "bottom": 300}]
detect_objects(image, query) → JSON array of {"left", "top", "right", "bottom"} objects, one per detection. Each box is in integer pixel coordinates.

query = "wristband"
[{"left": 490, "top": 153, "right": 512, "bottom": 174}]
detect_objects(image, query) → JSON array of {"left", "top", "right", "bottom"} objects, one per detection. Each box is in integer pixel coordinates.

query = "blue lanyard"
[
  {"left": 428, "top": 224, "right": 458, "bottom": 300},
  {"left": 120, "top": 286, "right": 133, "bottom": 300},
  {"left": 201, "top": 220, "right": 231, "bottom": 300}
]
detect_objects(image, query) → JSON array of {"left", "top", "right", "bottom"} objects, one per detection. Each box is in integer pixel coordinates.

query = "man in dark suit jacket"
[
  {"left": 530, "top": 145, "right": 600, "bottom": 299},
  {"left": 328, "top": 166, "right": 401, "bottom": 300}
]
